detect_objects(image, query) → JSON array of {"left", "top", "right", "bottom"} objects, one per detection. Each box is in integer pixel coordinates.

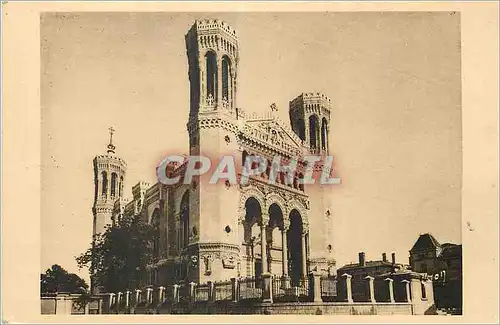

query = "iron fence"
[
  {"left": 238, "top": 276, "right": 262, "bottom": 301},
  {"left": 320, "top": 277, "right": 337, "bottom": 302}
]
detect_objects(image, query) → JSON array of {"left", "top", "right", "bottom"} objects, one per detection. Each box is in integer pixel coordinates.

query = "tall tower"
[
  {"left": 92, "top": 127, "right": 127, "bottom": 236},
  {"left": 289, "top": 92, "right": 332, "bottom": 155},
  {"left": 184, "top": 19, "right": 242, "bottom": 283},
  {"left": 289, "top": 93, "right": 335, "bottom": 273}
]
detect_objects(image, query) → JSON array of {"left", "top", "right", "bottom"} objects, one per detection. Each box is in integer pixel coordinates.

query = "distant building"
[
  {"left": 409, "top": 233, "right": 462, "bottom": 312},
  {"left": 337, "top": 252, "right": 407, "bottom": 302},
  {"left": 336, "top": 252, "right": 435, "bottom": 314}
]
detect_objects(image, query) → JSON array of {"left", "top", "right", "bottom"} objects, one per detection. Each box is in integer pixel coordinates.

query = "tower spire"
[{"left": 107, "top": 126, "right": 116, "bottom": 154}]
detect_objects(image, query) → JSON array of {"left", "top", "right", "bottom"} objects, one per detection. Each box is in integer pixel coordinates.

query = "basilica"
[{"left": 92, "top": 19, "right": 337, "bottom": 289}]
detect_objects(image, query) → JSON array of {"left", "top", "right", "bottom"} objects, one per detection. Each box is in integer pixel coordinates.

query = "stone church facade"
[{"left": 92, "top": 19, "right": 336, "bottom": 289}]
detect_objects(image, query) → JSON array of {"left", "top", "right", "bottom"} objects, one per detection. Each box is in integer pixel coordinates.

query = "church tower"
[
  {"left": 183, "top": 20, "right": 242, "bottom": 283},
  {"left": 289, "top": 92, "right": 331, "bottom": 155},
  {"left": 92, "top": 127, "right": 127, "bottom": 236},
  {"left": 289, "top": 93, "right": 335, "bottom": 274}
]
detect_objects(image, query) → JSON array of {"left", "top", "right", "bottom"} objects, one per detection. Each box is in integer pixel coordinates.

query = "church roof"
[{"left": 410, "top": 233, "right": 441, "bottom": 252}]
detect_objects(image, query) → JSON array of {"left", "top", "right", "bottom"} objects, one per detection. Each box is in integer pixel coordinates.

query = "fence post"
[
  {"left": 341, "top": 273, "right": 354, "bottom": 303},
  {"left": 261, "top": 273, "right": 273, "bottom": 303},
  {"left": 364, "top": 276, "right": 376, "bottom": 303},
  {"left": 173, "top": 284, "right": 180, "bottom": 304},
  {"left": 189, "top": 282, "right": 196, "bottom": 303},
  {"left": 231, "top": 277, "right": 239, "bottom": 302},
  {"left": 108, "top": 293, "right": 115, "bottom": 312},
  {"left": 158, "top": 286, "right": 165, "bottom": 305},
  {"left": 309, "top": 271, "right": 322, "bottom": 302},
  {"left": 134, "top": 289, "right": 141, "bottom": 307},
  {"left": 125, "top": 291, "right": 131, "bottom": 312},
  {"left": 385, "top": 278, "right": 395, "bottom": 303},
  {"left": 207, "top": 281, "right": 215, "bottom": 302},
  {"left": 116, "top": 292, "right": 123, "bottom": 313},
  {"left": 146, "top": 287, "right": 153, "bottom": 305}
]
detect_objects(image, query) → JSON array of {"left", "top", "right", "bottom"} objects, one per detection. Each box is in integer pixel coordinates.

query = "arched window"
[
  {"left": 110, "top": 172, "right": 117, "bottom": 197},
  {"left": 101, "top": 171, "right": 108, "bottom": 197},
  {"left": 321, "top": 118, "right": 328, "bottom": 151},
  {"left": 206, "top": 52, "right": 217, "bottom": 100},
  {"left": 180, "top": 191, "right": 190, "bottom": 248},
  {"left": 119, "top": 176, "right": 124, "bottom": 197},
  {"left": 309, "top": 115, "right": 320, "bottom": 149},
  {"left": 222, "top": 56, "right": 231, "bottom": 100}
]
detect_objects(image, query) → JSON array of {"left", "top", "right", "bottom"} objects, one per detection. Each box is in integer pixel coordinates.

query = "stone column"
[
  {"left": 385, "top": 278, "right": 395, "bottom": 303},
  {"left": 217, "top": 58, "right": 222, "bottom": 104},
  {"left": 261, "top": 213, "right": 269, "bottom": 274},
  {"left": 364, "top": 276, "right": 375, "bottom": 303},
  {"left": 281, "top": 221, "right": 291, "bottom": 289},
  {"left": 401, "top": 280, "right": 411, "bottom": 302},
  {"left": 341, "top": 273, "right": 353, "bottom": 303},
  {"left": 282, "top": 223, "right": 289, "bottom": 276},
  {"left": 199, "top": 56, "right": 205, "bottom": 105},
  {"left": 261, "top": 273, "right": 273, "bottom": 303},
  {"left": 301, "top": 230, "right": 307, "bottom": 278}
]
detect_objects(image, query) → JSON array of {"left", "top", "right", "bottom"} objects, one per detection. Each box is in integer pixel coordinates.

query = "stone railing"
[{"left": 99, "top": 271, "right": 433, "bottom": 315}]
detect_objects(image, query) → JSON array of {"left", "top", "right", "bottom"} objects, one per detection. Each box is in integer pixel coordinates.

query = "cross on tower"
[
  {"left": 107, "top": 126, "right": 116, "bottom": 154},
  {"left": 108, "top": 126, "right": 115, "bottom": 144}
]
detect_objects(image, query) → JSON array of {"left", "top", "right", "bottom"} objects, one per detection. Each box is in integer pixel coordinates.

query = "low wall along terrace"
[{"left": 96, "top": 271, "right": 435, "bottom": 315}]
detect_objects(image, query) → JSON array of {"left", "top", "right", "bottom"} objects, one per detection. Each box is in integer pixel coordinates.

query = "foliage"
[
  {"left": 76, "top": 215, "right": 157, "bottom": 293},
  {"left": 40, "top": 264, "right": 88, "bottom": 294}
]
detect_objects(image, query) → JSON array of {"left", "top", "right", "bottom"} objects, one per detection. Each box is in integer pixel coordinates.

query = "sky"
[{"left": 41, "top": 12, "right": 462, "bottom": 282}]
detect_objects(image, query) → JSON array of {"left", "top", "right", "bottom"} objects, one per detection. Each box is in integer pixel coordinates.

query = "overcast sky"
[{"left": 41, "top": 12, "right": 462, "bottom": 281}]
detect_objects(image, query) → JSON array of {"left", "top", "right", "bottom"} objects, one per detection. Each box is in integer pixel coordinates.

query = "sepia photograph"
[
  {"left": 1, "top": 2, "right": 498, "bottom": 323},
  {"left": 39, "top": 11, "right": 463, "bottom": 316}
]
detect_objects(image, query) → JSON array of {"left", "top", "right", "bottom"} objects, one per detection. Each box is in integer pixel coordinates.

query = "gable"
[{"left": 244, "top": 115, "right": 303, "bottom": 150}]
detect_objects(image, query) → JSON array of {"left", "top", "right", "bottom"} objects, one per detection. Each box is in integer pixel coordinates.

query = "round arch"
[
  {"left": 287, "top": 199, "right": 308, "bottom": 227},
  {"left": 238, "top": 187, "right": 266, "bottom": 217},
  {"left": 265, "top": 193, "right": 287, "bottom": 219}
]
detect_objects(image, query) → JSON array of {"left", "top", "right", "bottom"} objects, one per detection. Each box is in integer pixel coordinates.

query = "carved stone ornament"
[
  {"left": 203, "top": 255, "right": 213, "bottom": 275},
  {"left": 222, "top": 255, "right": 236, "bottom": 269},
  {"left": 190, "top": 255, "right": 199, "bottom": 268}
]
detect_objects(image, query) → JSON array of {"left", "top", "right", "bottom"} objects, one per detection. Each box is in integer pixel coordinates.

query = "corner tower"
[
  {"left": 289, "top": 92, "right": 332, "bottom": 155},
  {"left": 183, "top": 20, "right": 242, "bottom": 283},
  {"left": 92, "top": 127, "right": 127, "bottom": 236}
]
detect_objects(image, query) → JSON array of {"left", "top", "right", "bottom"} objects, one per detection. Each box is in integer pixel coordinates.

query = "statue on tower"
[{"left": 107, "top": 126, "right": 116, "bottom": 154}]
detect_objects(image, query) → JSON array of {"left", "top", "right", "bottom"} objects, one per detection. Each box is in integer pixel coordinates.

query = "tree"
[
  {"left": 76, "top": 215, "right": 157, "bottom": 293},
  {"left": 40, "top": 264, "right": 89, "bottom": 294}
]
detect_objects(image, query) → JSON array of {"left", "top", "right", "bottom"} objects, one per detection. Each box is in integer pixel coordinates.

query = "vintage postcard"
[{"left": 2, "top": 1, "right": 499, "bottom": 323}]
